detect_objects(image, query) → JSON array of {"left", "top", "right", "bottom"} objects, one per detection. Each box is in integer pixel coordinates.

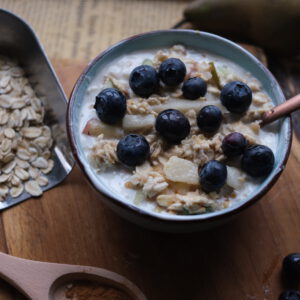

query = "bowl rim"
[{"left": 67, "top": 29, "right": 292, "bottom": 224}]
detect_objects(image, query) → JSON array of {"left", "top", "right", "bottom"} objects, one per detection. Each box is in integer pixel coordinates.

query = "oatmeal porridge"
[{"left": 79, "top": 45, "right": 278, "bottom": 215}]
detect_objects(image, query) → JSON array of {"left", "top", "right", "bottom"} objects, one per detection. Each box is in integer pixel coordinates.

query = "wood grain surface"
[
  {"left": 0, "top": 1, "right": 300, "bottom": 300},
  {"left": 0, "top": 55, "right": 299, "bottom": 300}
]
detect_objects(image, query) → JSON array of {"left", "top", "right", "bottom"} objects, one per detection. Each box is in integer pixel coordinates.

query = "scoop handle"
[
  {"left": 0, "top": 252, "right": 52, "bottom": 299},
  {"left": 261, "top": 94, "right": 300, "bottom": 125}
]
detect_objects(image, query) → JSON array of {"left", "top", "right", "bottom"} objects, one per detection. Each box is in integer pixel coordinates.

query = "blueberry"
[
  {"left": 116, "top": 134, "right": 150, "bottom": 167},
  {"left": 155, "top": 109, "right": 190, "bottom": 144},
  {"left": 159, "top": 58, "right": 186, "bottom": 86},
  {"left": 182, "top": 77, "right": 207, "bottom": 100},
  {"left": 241, "top": 145, "right": 275, "bottom": 177},
  {"left": 222, "top": 132, "right": 247, "bottom": 157},
  {"left": 129, "top": 65, "right": 159, "bottom": 98},
  {"left": 283, "top": 253, "right": 300, "bottom": 278},
  {"left": 94, "top": 88, "right": 126, "bottom": 124},
  {"left": 278, "top": 290, "right": 300, "bottom": 300},
  {"left": 197, "top": 105, "right": 223, "bottom": 134},
  {"left": 220, "top": 81, "right": 252, "bottom": 114},
  {"left": 199, "top": 160, "right": 227, "bottom": 193}
]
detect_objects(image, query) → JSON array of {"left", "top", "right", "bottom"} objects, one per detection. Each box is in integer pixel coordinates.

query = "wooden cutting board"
[{"left": 0, "top": 55, "right": 300, "bottom": 300}]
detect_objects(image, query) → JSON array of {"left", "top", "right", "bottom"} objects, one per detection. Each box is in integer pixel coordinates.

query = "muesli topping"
[{"left": 81, "top": 45, "right": 276, "bottom": 215}]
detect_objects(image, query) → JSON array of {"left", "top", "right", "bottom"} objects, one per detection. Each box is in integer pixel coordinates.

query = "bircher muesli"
[{"left": 79, "top": 45, "right": 277, "bottom": 215}]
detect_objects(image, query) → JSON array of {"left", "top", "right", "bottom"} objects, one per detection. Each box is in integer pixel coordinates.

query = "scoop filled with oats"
[{"left": 0, "top": 11, "right": 73, "bottom": 210}]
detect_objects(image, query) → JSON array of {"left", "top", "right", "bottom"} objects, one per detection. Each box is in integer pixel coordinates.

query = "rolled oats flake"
[
  {"left": 25, "top": 180, "right": 42, "bottom": 197},
  {"left": 14, "top": 167, "right": 30, "bottom": 181},
  {"left": 28, "top": 146, "right": 38, "bottom": 155},
  {"left": 2, "top": 159, "right": 16, "bottom": 174},
  {"left": 4, "top": 128, "right": 15, "bottom": 139},
  {"left": 31, "top": 157, "right": 48, "bottom": 169},
  {"left": 16, "top": 148, "right": 31, "bottom": 161},
  {"left": 26, "top": 107, "right": 38, "bottom": 121},
  {"left": 157, "top": 194, "right": 175, "bottom": 207},
  {"left": 34, "top": 136, "right": 49, "bottom": 149},
  {"left": 28, "top": 167, "right": 40, "bottom": 179},
  {"left": 1, "top": 138, "right": 12, "bottom": 153},
  {"left": 42, "top": 126, "right": 51, "bottom": 138},
  {"left": 21, "top": 127, "right": 42, "bottom": 138},
  {"left": 0, "top": 173, "right": 10, "bottom": 183},
  {"left": 11, "top": 175, "right": 21, "bottom": 186},
  {"left": 41, "top": 150, "right": 51, "bottom": 160},
  {"left": 15, "top": 158, "right": 30, "bottom": 169},
  {"left": 10, "top": 184, "right": 24, "bottom": 198},
  {"left": 36, "top": 175, "right": 48, "bottom": 186},
  {"left": 41, "top": 159, "right": 54, "bottom": 174},
  {"left": 2, "top": 153, "right": 14, "bottom": 164}
]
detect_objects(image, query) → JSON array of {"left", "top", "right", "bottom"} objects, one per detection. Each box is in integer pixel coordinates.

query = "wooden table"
[{"left": 1, "top": 1, "right": 300, "bottom": 299}]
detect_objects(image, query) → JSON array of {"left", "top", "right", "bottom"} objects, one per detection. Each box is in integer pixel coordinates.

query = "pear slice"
[
  {"left": 152, "top": 99, "right": 221, "bottom": 113},
  {"left": 164, "top": 156, "right": 199, "bottom": 185},
  {"left": 122, "top": 114, "right": 155, "bottom": 131},
  {"left": 226, "top": 166, "right": 245, "bottom": 190},
  {"left": 82, "top": 118, "right": 123, "bottom": 138}
]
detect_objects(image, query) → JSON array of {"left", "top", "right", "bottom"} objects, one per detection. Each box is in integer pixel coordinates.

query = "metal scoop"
[{"left": 0, "top": 10, "right": 74, "bottom": 210}]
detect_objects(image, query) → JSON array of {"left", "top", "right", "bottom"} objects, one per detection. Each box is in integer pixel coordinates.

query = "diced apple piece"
[
  {"left": 226, "top": 166, "right": 245, "bottom": 190},
  {"left": 82, "top": 118, "right": 123, "bottom": 138},
  {"left": 122, "top": 114, "right": 155, "bottom": 131},
  {"left": 164, "top": 156, "right": 199, "bottom": 185}
]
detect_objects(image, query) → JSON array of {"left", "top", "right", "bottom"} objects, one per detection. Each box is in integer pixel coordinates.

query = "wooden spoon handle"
[
  {"left": 261, "top": 94, "right": 300, "bottom": 125},
  {"left": 0, "top": 252, "right": 51, "bottom": 299}
]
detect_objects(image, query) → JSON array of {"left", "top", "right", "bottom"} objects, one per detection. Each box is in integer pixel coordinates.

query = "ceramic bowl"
[{"left": 67, "top": 29, "right": 292, "bottom": 232}]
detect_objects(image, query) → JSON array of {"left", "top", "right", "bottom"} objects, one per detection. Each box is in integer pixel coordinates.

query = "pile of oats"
[
  {"left": 0, "top": 56, "right": 54, "bottom": 201},
  {"left": 83, "top": 45, "right": 274, "bottom": 215}
]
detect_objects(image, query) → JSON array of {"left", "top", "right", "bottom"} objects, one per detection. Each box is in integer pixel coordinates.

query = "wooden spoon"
[
  {"left": 261, "top": 94, "right": 300, "bottom": 125},
  {"left": 0, "top": 252, "right": 147, "bottom": 300}
]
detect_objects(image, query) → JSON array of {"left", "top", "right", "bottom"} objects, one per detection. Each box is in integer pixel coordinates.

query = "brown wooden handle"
[
  {"left": 0, "top": 252, "right": 50, "bottom": 299},
  {"left": 261, "top": 94, "right": 300, "bottom": 125}
]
